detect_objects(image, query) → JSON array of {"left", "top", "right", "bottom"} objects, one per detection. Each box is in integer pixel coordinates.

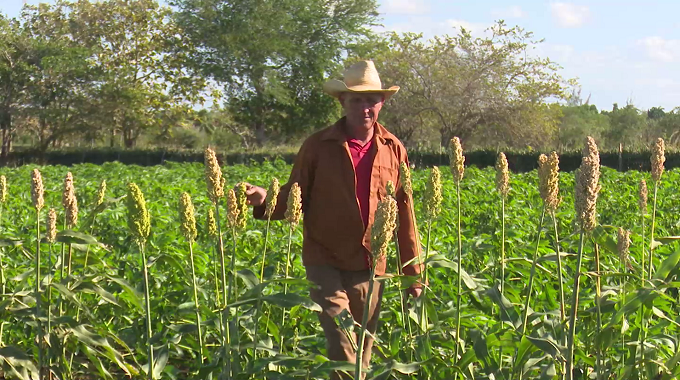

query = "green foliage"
[
  {"left": 370, "top": 22, "right": 571, "bottom": 149},
  {"left": 173, "top": 0, "right": 380, "bottom": 145},
  {"left": 0, "top": 160, "right": 679, "bottom": 379}
]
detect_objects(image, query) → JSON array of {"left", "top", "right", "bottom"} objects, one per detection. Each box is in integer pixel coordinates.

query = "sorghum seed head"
[
  {"left": 235, "top": 182, "right": 248, "bottom": 230},
  {"left": 538, "top": 152, "right": 560, "bottom": 212},
  {"left": 62, "top": 172, "right": 78, "bottom": 228},
  {"left": 204, "top": 147, "right": 224, "bottom": 204},
  {"left": 399, "top": 162, "right": 412, "bottom": 197},
  {"left": 31, "top": 169, "right": 44, "bottom": 212},
  {"left": 424, "top": 166, "right": 442, "bottom": 221},
  {"left": 386, "top": 181, "right": 395, "bottom": 197},
  {"left": 496, "top": 152, "right": 509, "bottom": 197},
  {"left": 179, "top": 192, "right": 197, "bottom": 242},
  {"left": 207, "top": 207, "right": 218, "bottom": 238},
  {"left": 639, "top": 179, "right": 648, "bottom": 216},
  {"left": 651, "top": 138, "right": 665, "bottom": 183},
  {"left": 265, "top": 178, "right": 280, "bottom": 219},
  {"left": 617, "top": 227, "right": 632, "bottom": 270},
  {"left": 449, "top": 137, "right": 465, "bottom": 183},
  {"left": 226, "top": 188, "right": 239, "bottom": 230},
  {"left": 285, "top": 182, "right": 302, "bottom": 228},
  {"left": 574, "top": 137, "right": 601, "bottom": 232},
  {"left": 95, "top": 180, "right": 107, "bottom": 207},
  {"left": 370, "top": 196, "right": 398, "bottom": 265},
  {"left": 46, "top": 208, "right": 57, "bottom": 243},
  {"left": 126, "top": 183, "right": 150, "bottom": 245},
  {"left": 0, "top": 175, "right": 7, "bottom": 204}
]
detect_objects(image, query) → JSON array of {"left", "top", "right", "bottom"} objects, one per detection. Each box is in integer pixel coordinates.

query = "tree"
[
  {"left": 602, "top": 103, "right": 648, "bottom": 149},
  {"left": 173, "top": 0, "right": 380, "bottom": 146},
  {"left": 62, "top": 0, "right": 207, "bottom": 148},
  {"left": 0, "top": 15, "right": 35, "bottom": 157},
  {"left": 557, "top": 104, "right": 609, "bottom": 150},
  {"left": 370, "top": 21, "right": 572, "bottom": 150}
]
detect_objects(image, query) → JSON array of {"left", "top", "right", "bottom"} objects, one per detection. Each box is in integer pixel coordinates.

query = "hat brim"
[{"left": 323, "top": 79, "right": 399, "bottom": 100}]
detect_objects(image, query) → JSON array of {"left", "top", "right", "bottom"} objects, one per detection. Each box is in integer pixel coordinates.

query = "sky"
[{"left": 2, "top": 0, "right": 679, "bottom": 112}]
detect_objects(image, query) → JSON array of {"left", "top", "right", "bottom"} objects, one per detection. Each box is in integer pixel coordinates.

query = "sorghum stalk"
[
  {"left": 0, "top": 174, "right": 6, "bottom": 230},
  {"left": 356, "top": 196, "right": 397, "bottom": 380},
  {"left": 566, "top": 137, "right": 601, "bottom": 380},
  {"left": 31, "top": 169, "right": 45, "bottom": 377},
  {"left": 496, "top": 153, "right": 509, "bottom": 295},
  {"left": 260, "top": 178, "right": 279, "bottom": 280},
  {"left": 45, "top": 208, "right": 56, "bottom": 375},
  {"left": 0, "top": 175, "right": 6, "bottom": 346},
  {"left": 539, "top": 152, "right": 565, "bottom": 323},
  {"left": 639, "top": 179, "right": 648, "bottom": 282},
  {"left": 520, "top": 207, "right": 546, "bottom": 338},
  {"left": 280, "top": 182, "right": 302, "bottom": 353},
  {"left": 179, "top": 192, "right": 204, "bottom": 363},
  {"left": 419, "top": 166, "right": 441, "bottom": 343},
  {"left": 423, "top": 166, "right": 442, "bottom": 286},
  {"left": 126, "top": 183, "right": 153, "bottom": 380},
  {"left": 206, "top": 208, "right": 221, "bottom": 309},
  {"left": 205, "top": 147, "right": 231, "bottom": 377},
  {"left": 449, "top": 137, "right": 465, "bottom": 361},
  {"left": 62, "top": 172, "right": 78, "bottom": 276},
  {"left": 226, "top": 184, "right": 247, "bottom": 373},
  {"left": 594, "top": 243, "right": 603, "bottom": 380},
  {"left": 83, "top": 180, "right": 107, "bottom": 272},
  {"left": 648, "top": 138, "right": 664, "bottom": 278},
  {"left": 386, "top": 181, "right": 412, "bottom": 340},
  {"left": 617, "top": 228, "right": 631, "bottom": 363},
  {"left": 253, "top": 178, "right": 279, "bottom": 365}
]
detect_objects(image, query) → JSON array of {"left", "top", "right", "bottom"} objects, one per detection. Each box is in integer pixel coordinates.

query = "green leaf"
[
  {"left": 484, "top": 286, "right": 520, "bottom": 329},
  {"left": 513, "top": 336, "right": 536, "bottom": 373},
  {"left": 0, "top": 346, "right": 40, "bottom": 380},
  {"left": 262, "top": 293, "right": 321, "bottom": 312},
  {"left": 425, "top": 254, "right": 478, "bottom": 290},
  {"left": 470, "top": 329, "right": 489, "bottom": 363},
  {"left": 653, "top": 248, "right": 680, "bottom": 282},
  {"left": 153, "top": 344, "right": 169, "bottom": 379},
  {"left": 56, "top": 230, "right": 107, "bottom": 249},
  {"left": 0, "top": 238, "right": 22, "bottom": 247},
  {"left": 526, "top": 336, "right": 562, "bottom": 358}
]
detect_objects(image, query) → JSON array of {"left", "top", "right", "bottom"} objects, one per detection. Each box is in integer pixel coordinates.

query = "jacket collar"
[{"left": 321, "top": 117, "right": 393, "bottom": 146}]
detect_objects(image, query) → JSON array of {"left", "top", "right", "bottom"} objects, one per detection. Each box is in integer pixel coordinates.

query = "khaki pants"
[{"left": 306, "top": 265, "right": 384, "bottom": 380}]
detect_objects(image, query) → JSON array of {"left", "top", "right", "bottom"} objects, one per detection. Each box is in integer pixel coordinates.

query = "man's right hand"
[{"left": 240, "top": 182, "right": 267, "bottom": 207}]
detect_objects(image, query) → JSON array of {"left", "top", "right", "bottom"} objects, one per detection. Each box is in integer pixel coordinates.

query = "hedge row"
[{"left": 0, "top": 147, "right": 671, "bottom": 173}]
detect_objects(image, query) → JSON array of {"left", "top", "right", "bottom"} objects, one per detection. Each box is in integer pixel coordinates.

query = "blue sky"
[{"left": 3, "top": 0, "right": 679, "bottom": 111}]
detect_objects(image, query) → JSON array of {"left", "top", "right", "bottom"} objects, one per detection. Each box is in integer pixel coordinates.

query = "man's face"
[{"left": 340, "top": 92, "right": 385, "bottom": 131}]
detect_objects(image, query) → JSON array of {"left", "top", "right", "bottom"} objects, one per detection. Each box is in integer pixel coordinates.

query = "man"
[{"left": 243, "top": 60, "right": 422, "bottom": 378}]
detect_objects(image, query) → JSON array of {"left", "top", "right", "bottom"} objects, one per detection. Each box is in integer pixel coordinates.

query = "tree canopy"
[{"left": 0, "top": 0, "right": 678, "bottom": 154}]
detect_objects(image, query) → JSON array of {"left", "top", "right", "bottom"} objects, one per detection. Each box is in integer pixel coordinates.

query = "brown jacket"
[{"left": 254, "top": 117, "right": 422, "bottom": 277}]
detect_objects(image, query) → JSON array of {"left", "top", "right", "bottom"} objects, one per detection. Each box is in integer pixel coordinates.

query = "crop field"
[{"left": 1, "top": 142, "right": 680, "bottom": 380}]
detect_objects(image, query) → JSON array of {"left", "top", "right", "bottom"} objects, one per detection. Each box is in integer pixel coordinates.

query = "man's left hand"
[{"left": 407, "top": 284, "right": 422, "bottom": 298}]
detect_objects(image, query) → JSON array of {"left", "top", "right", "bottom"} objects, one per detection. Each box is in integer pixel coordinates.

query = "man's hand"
[
  {"left": 240, "top": 182, "right": 267, "bottom": 207},
  {"left": 407, "top": 284, "right": 423, "bottom": 298}
]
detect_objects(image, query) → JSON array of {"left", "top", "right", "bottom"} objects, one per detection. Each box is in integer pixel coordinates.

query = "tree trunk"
[
  {"left": 1, "top": 112, "right": 12, "bottom": 158},
  {"left": 122, "top": 120, "right": 136, "bottom": 148},
  {"left": 253, "top": 121, "right": 267, "bottom": 146}
]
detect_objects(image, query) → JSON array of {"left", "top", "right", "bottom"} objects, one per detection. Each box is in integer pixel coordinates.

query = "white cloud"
[
  {"left": 491, "top": 5, "right": 526, "bottom": 19},
  {"left": 381, "top": 0, "right": 430, "bottom": 15},
  {"left": 550, "top": 3, "right": 590, "bottom": 28},
  {"left": 637, "top": 36, "right": 680, "bottom": 63}
]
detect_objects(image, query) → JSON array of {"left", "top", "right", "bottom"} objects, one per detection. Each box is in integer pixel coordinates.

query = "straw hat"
[{"left": 323, "top": 60, "right": 399, "bottom": 100}]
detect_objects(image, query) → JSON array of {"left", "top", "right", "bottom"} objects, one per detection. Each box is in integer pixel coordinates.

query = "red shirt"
[{"left": 347, "top": 137, "right": 374, "bottom": 231}]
